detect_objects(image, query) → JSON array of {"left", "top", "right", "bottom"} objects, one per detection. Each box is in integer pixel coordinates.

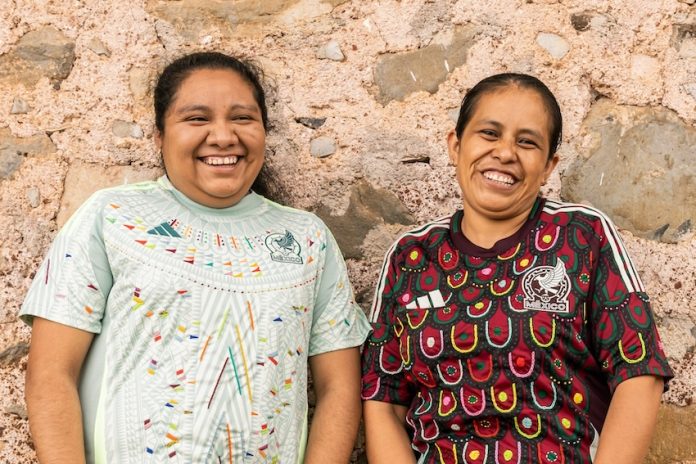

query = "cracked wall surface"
[{"left": 1, "top": 0, "right": 695, "bottom": 462}]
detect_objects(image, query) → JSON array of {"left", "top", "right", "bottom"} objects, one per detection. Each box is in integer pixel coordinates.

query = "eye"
[
  {"left": 185, "top": 115, "right": 208, "bottom": 123},
  {"left": 232, "top": 114, "right": 256, "bottom": 122},
  {"left": 518, "top": 138, "right": 539, "bottom": 148},
  {"left": 479, "top": 129, "right": 498, "bottom": 139}
]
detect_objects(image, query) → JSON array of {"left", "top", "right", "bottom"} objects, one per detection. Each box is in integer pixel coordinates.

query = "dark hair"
[
  {"left": 154, "top": 51, "right": 269, "bottom": 132},
  {"left": 454, "top": 73, "right": 562, "bottom": 158}
]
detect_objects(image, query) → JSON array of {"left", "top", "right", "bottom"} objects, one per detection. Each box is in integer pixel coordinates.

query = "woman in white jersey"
[{"left": 22, "top": 51, "right": 371, "bottom": 463}]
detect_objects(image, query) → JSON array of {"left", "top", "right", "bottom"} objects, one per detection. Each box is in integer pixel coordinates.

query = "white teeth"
[
  {"left": 201, "top": 156, "right": 239, "bottom": 166},
  {"left": 483, "top": 171, "right": 515, "bottom": 185}
]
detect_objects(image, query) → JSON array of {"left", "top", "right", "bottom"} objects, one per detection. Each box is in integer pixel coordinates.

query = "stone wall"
[{"left": 1, "top": 0, "right": 695, "bottom": 462}]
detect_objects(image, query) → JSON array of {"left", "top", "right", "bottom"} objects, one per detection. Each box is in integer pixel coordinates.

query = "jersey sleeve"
[
  {"left": 587, "top": 216, "right": 673, "bottom": 392},
  {"left": 360, "top": 243, "right": 415, "bottom": 406},
  {"left": 19, "top": 192, "right": 113, "bottom": 333},
  {"left": 307, "top": 224, "right": 371, "bottom": 356}
]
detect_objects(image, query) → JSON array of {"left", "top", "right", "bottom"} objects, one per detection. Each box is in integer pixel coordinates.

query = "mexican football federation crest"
[
  {"left": 265, "top": 230, "right": 303, "bottom": 264},
  {"left": 522, "top": 260, "right": 570, "bottom": 313}
]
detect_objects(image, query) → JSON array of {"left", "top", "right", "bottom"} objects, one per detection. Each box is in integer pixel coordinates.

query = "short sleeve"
[
  {"left": 360, "top": 244, "right": 415, "bottom": 406},
  {"left": 308, "top": 225, "right": 371, "bottom": 356},
  {"left": 20, "top": 192, "right": 113, "bottom": 333},
  {"left": 587, "top": 217, "right": 673, "bottom": 391}
]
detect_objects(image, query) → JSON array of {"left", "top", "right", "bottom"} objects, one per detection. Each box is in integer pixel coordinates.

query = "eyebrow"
[
  {"left": 479, "top": 119, "right": 544, "bottom": 139},
  {"left": 174, "top": 103, "right": 259, "bottom": 114}
]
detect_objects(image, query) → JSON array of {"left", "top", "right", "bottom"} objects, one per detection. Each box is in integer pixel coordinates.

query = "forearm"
[
  {"left": 304, "top": 388, "right": 361, "bottom": 463},
  {"left": 593, "top": 375, "right": 664, "bottom": 464},
  {"left": 26, "top": 371, "right": 87, "bottom": 464},
  {"left": 304, "top": 347, "right": 362, "bottom": 463},
  {"left": 25, "top": 318, "right": 93, "bottom": 464},
  {"left": 364, "top": 400, "right": 416, "bottom": 464}
]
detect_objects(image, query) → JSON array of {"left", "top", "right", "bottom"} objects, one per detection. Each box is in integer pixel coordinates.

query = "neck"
[{"left": 460, "top": 204, "right": 535, "bottom": 249}]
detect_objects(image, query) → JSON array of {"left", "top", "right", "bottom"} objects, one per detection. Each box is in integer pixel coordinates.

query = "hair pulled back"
[
  {"left": 454, "top": 73, "right": 562, "bottom": 159},
  {"left": 154, "top": 51, "right": 269, "bottom": 132}
]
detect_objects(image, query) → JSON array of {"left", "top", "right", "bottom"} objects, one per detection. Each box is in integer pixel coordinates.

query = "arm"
[
  {"left": 25, "top": 318, "right": 94, "bottom": 464},
  {"left": 304, "top": 347, "right": 362, "bottom": 464},
  {"left": 364, "top": 400, "right": 415, "bottom": 464},
  {"left": 593, "top": 375, "right": 664, "bottom": 464}
]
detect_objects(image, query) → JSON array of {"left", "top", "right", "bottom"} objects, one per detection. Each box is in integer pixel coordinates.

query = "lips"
[
  {"left": 482, "top": 170, "right": 516, "bottom": 186},
  {"left": 199, "top": 155, "right": 239, "bottom": 166}
]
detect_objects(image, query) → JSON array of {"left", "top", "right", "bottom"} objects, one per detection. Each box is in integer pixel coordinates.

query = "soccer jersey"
[
  {"left": 361, "top": 198, "right": 672, "bottom": 464},
  {"left": 21, "top": 176, "right": 371, "bottom": 463}
]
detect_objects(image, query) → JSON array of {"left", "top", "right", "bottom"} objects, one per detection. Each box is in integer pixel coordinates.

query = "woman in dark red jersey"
[{"left": 361, "top": 73, "right": 673, "bottom": 464}]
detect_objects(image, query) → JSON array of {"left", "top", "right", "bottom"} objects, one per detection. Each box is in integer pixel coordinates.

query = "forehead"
[
  {"left": 471, "top": 86, "right": 551, "bottom": 131},
  {"left": 170, "top": 68, "right": 257, "bottom": 109}
]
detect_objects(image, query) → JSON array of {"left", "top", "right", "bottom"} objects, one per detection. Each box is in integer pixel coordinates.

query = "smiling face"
[
  {"left": 155, "top": 68, "right": 266, "bottom": 208},
  {"left": 448, "top": 85, "right": 559, "bottom": 224}
]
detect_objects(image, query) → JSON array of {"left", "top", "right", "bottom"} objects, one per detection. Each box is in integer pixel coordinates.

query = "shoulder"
[
  {"left": 541, "top": 198, "right": 618, "bottom": 232},
  {"left": 397, "top": 214, "right": 452, "bottom": 244},
  {"left": 382, "top": 214, "right": 453, "bottom": 260},
  {"left": 81, "top": 180, "right": 162, "bottom": 207},
  {"left": 260, "top": 198, "right": 331, "bottom": 232}
]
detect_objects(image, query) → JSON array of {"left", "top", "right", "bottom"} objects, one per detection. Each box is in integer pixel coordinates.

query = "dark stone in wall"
[
  {"left": 374, "top": 26, "right": 477, "bottom": 103},
  {"left": 562, "top": 100, "right": 696, "bottom": 243},
  {"left": 0, "top": 128, "right": 57, "bottom": 179},
  {"left": 0, "top": 343, "right": 29, "bottom": 367},
  {"left": 0, "top": 26, "right": 75, "bottom": 88},
  {"left": 315, "top": 180, "right": 415, "bottom": 259},
  {"left": 571, "top": 13, "right": 591, "bottom": 31}
]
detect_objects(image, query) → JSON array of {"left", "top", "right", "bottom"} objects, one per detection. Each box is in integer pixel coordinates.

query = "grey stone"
[
  {"left": 147, "top": 0, "right": 301, "bottom": 39},
  {"left": 295, "top": 117, "right": 326, "bottom": 129},
  {"left": 58, "top": 162, "right": 162, "bottom": 227},
  {"left": 670, "top": 23, "right": 696, "bottom": 50},
  {"left": 112, "top": 120, "right": 144, "bottom": 139},
  {"left": 374, "top": 25, "right": 477, "bottom": 103},
  {"left": 315, "top": 180, "right": 415, "bottom": 259},
  {"left": 561, "top": 100, "right": 696, "bottom": 243},
  {"left": 86, "top": 37, "right": 111, "bottom": 56},
  {"left": 0, "top": 343, "right": 29, "bottom": 366},
  {"left": 4, "top": 403, "right": 28, "bottom": 420},
  {"left": 536, "top": 32, "right": 570, "bottom": 59},
  {"left": 317, "top": 39, "right": 345, "bottom": 61},
  {"left": 310, "top": 136, "right": 336, "bottom": 158},
  {"left": 129, "top": 68, "right": 151, "bottom": 100},
  {"left": 26, "top": 187, "right": 41, "bottom": 208},
  {"left": 0, "top": 26, "right": 76, "bottom": 87},
  {"left": 10, "top": 98, "right": 30, "bottom": 114},
  {"left": 571, "top": 13, "right": 591, "bottom": 31},
  {"left": 0, "top": 128, "right": 57, "bottom": 179}
]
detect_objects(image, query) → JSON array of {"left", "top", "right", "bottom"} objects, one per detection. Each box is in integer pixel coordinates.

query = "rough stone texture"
[
  {"left": 315, "top": 180, "right": 415, "bottom": 259},
  {"left": 374, "top": 25, "right": 478, "bottom": 103},
  {"left": 0, "top": 27, "right": 75, "bottom": 88},
  {"left": 309, "top": 135, "right": 336, "bottom": 157},
  {"left": 317, "top": 39, "right": 345, "bottom": 61},
  {"left": 647, "top": 404, "right": 696, "bottom": 463},
  {"left": 562, "top": 100, "right": 696, "bottom": 243},
  {"left": 57, "top": 162, "right": 163, "bottom": 227},
  {"left": 1, "top": 0, "right": 696, "bottom": 462},
  {"left": 0, "top": 128, "right": 56, "bottom": 179},
  {"left": 536, "top": 32, "right": 570, "bottom": 59}
]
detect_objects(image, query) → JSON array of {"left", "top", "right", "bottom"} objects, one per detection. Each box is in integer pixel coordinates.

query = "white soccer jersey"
[{"left": 21, "top": 176, "right": 371, "bottom": 463}]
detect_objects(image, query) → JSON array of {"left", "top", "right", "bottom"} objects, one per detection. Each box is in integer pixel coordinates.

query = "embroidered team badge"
[
  {"left": 522, "top": 260, "right": 570, "bottom": 313},
  {"left": 265, "top": 230, "right": 303, "bottom": 264}
]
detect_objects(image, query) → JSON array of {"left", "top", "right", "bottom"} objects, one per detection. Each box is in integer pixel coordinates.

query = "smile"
[
  {"left": 200, "top": 156, "right": 239, "bottom": 166},
  {"left": 483, "top": 171, "right": 516, "bottom": 185}
]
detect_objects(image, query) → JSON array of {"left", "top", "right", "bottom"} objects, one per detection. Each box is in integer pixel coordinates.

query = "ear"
[
  {"left": 154, "top": 127, "right": 163, "bottom": 151},
  {"left": 447, "top": 130, "right": 460, "bottom": 166},
  {"left": 543, "top": 153, "right": 560, "bottom": 184}
]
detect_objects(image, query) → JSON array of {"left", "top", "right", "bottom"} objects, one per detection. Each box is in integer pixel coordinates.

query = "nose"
[
  {"left": 492, "top": 137, "right": 517, "bottom": 162},
  {"left": 207, "top": 120, "right": 238, "bottom": 148}
]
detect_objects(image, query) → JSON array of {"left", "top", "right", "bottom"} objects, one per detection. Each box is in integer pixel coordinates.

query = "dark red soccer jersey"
[{"left": 361, "top": 198, "right": 673, "bottom": 464}]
